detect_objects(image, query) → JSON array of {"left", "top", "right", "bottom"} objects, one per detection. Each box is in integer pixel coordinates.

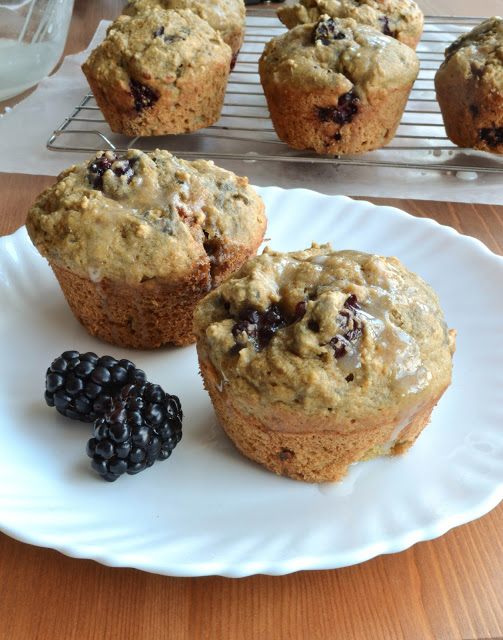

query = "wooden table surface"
[{"left": 1, "top": 1, "right": 502, "bottom": 639}]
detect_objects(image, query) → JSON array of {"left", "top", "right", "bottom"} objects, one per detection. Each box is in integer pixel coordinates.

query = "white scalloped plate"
[{"left": 1, "top": 187, "right": 502, "bottom": 578}]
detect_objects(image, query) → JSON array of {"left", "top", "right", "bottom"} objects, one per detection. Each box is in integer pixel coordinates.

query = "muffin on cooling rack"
[
  {"left": 194, "top": 244, "right": 456, "bottom": 483},
  {"left": 277, "top": 0, "right": 424, "bottom": 50},
  {"left": 122, "top": 0, "right": 246, "bottom": 68},
  {"left": 26, "top": 149, "right": 266, "bottom": 349},
  {"left": 259, "top": 15, "right": 420, "bottom": 155},
  {"left": 435, "top": 17, "right": 503, "bottom": 153},
  {"left": 82, "top": 8, "right": 232, "bottom": 137}
]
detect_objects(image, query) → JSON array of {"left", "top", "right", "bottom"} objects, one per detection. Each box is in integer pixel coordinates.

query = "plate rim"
[{"left": 1, "top": 186, "right": 502, "bottom": 578}]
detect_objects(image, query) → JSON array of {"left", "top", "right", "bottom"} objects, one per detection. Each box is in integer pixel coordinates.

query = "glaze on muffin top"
[
  {"left": 277, "top": 0, "right": 424, "bottom": 49},
  {"left": 259, "top": 16, "right": 419, "bottom": 100},
  {"left": 193, "top": 244, "right": 456, "bottom": 421},
  {"left": 26, "top": 149, "right": 266, "bottom": 285}
]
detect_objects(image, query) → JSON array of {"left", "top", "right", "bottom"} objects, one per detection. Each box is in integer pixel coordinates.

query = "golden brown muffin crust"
[
  {"left": 435, "top": 17, "right": 503, "bottom": 153},
  {"left": 277, "top": 0, "right": 424, "bottom": 49},
  {"left": 26, "top": 149, "right": 266, "bottom": 349},
  {"left": 82, "top": 8, "right": 232, "bottom": 136},
  {"left": 122, "top": 0, "right": 246, "bottom": 56},
  {"left": 258, "top": 16, "right": 419, "bottom": 154},
  {"left": 26, "top": 149, "right": 266, "bottom": 286}
]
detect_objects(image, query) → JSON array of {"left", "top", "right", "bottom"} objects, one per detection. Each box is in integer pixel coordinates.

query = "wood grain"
[
  {"left": 1, "top": 506, "right": 502, "bottom": 640},
  {"left": 1, "top": 2, "right": 503, "bottom": 639}
]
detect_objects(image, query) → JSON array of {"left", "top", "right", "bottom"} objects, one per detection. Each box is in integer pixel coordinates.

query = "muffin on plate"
[
  {"left": 258, "top": 15, "right": 420, "bottom": 155},
  {"left": 435, "top": 17, "right": 503, "bottom": 153},
  {"left": 82, "top": 8, "right": 232, "bottom": 137},
  {"left": 277, "top": 0, "right": 424, "bottom": 50},
  {"left": 26, "top": 149, "right": 266, "bottom": 349},
  {"left": 122, "top": 0, "right": 246, "bottom": 67},
  {"left": 193, "top": 244, "right": 456, "bottom": 483}
]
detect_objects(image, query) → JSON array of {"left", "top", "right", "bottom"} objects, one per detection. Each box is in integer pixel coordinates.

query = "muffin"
[
  {"left": 435, "top": 17, "right": 503, "bottom": 153},
  {"left": 82, "top": 8, "right": 232, "bottom": 137},
  {"left": 122, "top": 0, "right": 246, "bottom": 67},
  {"left": 194, "top": 244, "right": 456, "bottom": 483},
  {"left": 258, "top": 16, "right": 420, "bottom": 155},
  {"left": 277, "top": 0, "right": 424, "bottom": 50},
  {"left": 26, "top": 149, "right": 266, "bottom": 349}
]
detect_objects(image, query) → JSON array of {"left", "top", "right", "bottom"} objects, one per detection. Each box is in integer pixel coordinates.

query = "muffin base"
[
  {"left": 83, "top": 58, "right": 230, "bottom": 137},
  {"left": 396, "top": 31, "right": 423, "bottom": 51},
  {"left": 260, "top": 84, "right": 413, "bottom": 155},
  {"left": 52, "top": 263, "right": 209, "bottom": 348},
  {"left": 198, "top": 347, "right": 449, "bottom": 482},
  {"left": 50, "top": 230, "right": 264, "bottom": 349}
]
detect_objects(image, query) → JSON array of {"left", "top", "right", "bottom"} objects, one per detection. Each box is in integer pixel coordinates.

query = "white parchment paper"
[{"left": 1, "top": 20, "right": 502, "bottom": 205}]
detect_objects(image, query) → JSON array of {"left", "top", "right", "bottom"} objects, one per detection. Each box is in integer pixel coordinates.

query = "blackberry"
[
  {"left": 316, "top": 89, "right": 360, "bottom": 126},
  {"left": 86, "top": 382, "right": 183, "bottom": 482},
  {"left": 379, "top": 16, "right": 393, "bottom": 37},
  {"left": 259, "top": 305, "right": 285, "bottom": 346},
  {"left": 329, "top": 334, "right": 352, "bottom": 359},
  {"left": 87, "top": 152, "right": 137, "bottom": 190},
  {"left": 478, "top": 127, "right": 503, "bottom": 148},
  {"left": 45, "top": 351, "right": 147, "bottom": 422},
  {"left": 152, "top": 25, "right": 185, "bottom": 44},
  {"left": 294, "top": 301, "right": 307, "bottom": 319},
  {"left": 129, "top": 78, "right": 159, "bottom": 112},
  {"left": 313, "top": 17, "right": 346, "bottom": 45},
  {"left": 230, "top": 304, "right": 286, "bottom": 354},
  {"left": 329, "top": 294, "right": 365, "bottom": 359}
]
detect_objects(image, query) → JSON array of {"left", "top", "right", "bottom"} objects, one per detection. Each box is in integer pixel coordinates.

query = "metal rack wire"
[{"left": 46, "top": 12, "right": 503, "bottom": 174}]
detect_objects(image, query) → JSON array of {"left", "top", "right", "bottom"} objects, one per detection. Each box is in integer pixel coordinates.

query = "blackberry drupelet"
[
  {"left": 316, "top": 89, "right": 360, "bottom": 126},
  {"left": 128, "top": 78, "right": 159, "bottom": 112},
  {"left": 313, "top": 17, "right": 346, "bottom": 45},
  {"left": 45, "top": 350, "right": 147, "bottom": 422},
  {"left": 230, "top": 304, "right": 286, "bottom": 355},
  {"left": 86, "top": 382, "right": 183, "bottom": 482},
  {"left": 87, "top": 152, "right": 137, "bottom": 190},
  {"left": 329, "top": 294, "right": 365, "bottom": 358}
]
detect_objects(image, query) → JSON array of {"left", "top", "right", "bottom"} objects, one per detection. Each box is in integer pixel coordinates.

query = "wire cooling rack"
[{"left": 46, "top": 12, "right": 503, "bottom": 174}]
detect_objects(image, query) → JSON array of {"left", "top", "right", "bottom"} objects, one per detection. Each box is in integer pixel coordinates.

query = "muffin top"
[
  {"left": 26, "top": 149, "right": 266, "bottom": 285},
  {"left": 122, "top": 0, "right": 246, "bottom": 52},
  {"left": 259, "top": 16, "right": 420, "bottom": 100},
  {"left": 436, "top": 17, "right": 503, "bottom": 85},
  {"left": 82, "top": 8, "right": 231, "bottom": 100},
  {"left": 194, "top": 244, "right": 455, "bottom": 422},
  {"left": 277, "top": 0, "right": 424, "bottom": 48}
]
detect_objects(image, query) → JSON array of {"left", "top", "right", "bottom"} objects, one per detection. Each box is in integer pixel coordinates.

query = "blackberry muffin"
[
  {"left": 435, "top": 17, "right": 503, "bottom": 153},
  {"left": 82, "top": 8, "right": 232, "bottom": 137},
  {"left": 122, "top": 0, "right": 246, "bottom": 67},
  {"left": 258, "top": 16, "right": 420, "bottom": 155},
  {"left": 277, "top": 0, "right": 424, "bottom": 50},
  {"left": 26, "top": 149, "right": 266, "bottom": 349},
  {"left": 194, "top": 244, "right": 456, "bottom": 483}
]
